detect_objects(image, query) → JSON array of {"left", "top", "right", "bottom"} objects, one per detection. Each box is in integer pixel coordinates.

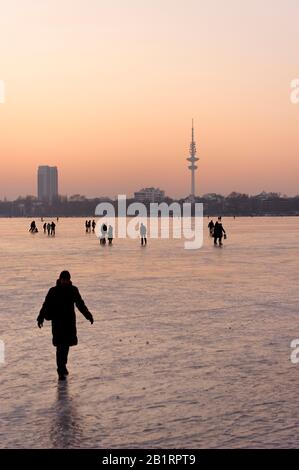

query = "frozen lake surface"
[{"left": 1, "top": 216, "right": 299, "bottom": 448}]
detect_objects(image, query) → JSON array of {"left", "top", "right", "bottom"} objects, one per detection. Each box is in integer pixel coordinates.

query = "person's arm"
[
  {"left": 37, "top": 288, "right": 53, "bottom": 328},
  {"left": 74, "top": 287, "right": 94, "bottom": 324}
]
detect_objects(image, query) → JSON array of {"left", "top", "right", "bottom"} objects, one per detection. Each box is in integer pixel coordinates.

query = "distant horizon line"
[{"left": 1, "top": 190, "right": 298, "bottom": 202}]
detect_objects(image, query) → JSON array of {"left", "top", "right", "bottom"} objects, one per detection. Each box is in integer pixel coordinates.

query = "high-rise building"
[
  {"left": 186, "top": 120, "right": 199, "bottom": 201},
  {"left": 37, "top": 166, "right": 58, "bottom": 203}
]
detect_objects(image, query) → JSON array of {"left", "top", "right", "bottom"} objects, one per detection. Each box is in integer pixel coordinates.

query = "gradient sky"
[{"left": 0, "top": 0, "right": 299, "bottom": 199}]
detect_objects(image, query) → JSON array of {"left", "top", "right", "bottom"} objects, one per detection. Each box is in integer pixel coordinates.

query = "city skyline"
[{"left": 0, "top": 0, "right": 299, "bottom": 200}]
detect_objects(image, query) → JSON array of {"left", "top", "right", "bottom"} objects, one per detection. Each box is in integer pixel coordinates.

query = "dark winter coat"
[
  {"left": 213, "top": 222, "right": 225, "bottom": 238},
  {"left": 37, "top": 280, "right": 93, "bottom": 347}
]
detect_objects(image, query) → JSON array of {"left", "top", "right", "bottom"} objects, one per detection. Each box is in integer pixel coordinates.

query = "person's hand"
[
  {"left": 37, "top": 319, "right": 43, "bottom": 329},
  {"left": 89, "top": 315, "right": 94, "bottom": 325}
]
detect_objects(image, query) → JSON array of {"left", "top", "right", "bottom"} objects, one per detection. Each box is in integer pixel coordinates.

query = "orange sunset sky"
[{"left": 0, "top": 0, "right": 299, "bottom": 199}]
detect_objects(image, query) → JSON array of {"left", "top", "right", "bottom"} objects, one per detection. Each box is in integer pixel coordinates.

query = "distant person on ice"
[
  {"left": 37, "top": 270, "right": 94, "bottom": 381},
  {"left": 108, "top": 225, "right": 113, "bottom": 245},
  {"left": 213, "top": 217, "right": 226, "bottom": 246},
  {"left": 47, "top": 222, "right": 51, "bottom": 236},
  {"left": 140, "top": 222, "right": 147, "bottom": 246},
  {"left": 208, "top": 219, "right": 214, "bottom": 236},
  {"left": 100, "top": 223, "right": 107, "bottom": 245},
  {"left": 29, "top": 220, "right": 36, "bottom": 232},
  {"left": 51, "top": 221, "right": 56, "bottom": 236}
]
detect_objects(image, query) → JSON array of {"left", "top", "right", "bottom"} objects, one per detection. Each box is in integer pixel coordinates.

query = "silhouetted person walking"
[
  {"left": 108, "top": 225, "right": 113, "bottom": 245},
  {"left": 92, "top": 219, "right": 96, "bottom": 232},
  {"left": 208, "top": 219, "right": 214, "bottom": 236},
  {"left": 47, "top": 223, "right": 51, "bottom": 236},
  {"left": 100, "top": 223, "right": 107, "bottom": 245},
  {"left": 43, "top": 222, "right": 47, "bottom": 234},
  {"left": 140, "top": 222, "right": 147, "bottom": 246},
  {"left": 51, "top": 221, "right": 56, "bottom": 236},
  {"left": 29, "top": 220, "right": 36, "bottom": 233},
  {"left": 213, "top": 217, "right": 226, "bottom": 246},
  {"left": 37, "top": 271, "right": 94, "bottom": 380}
]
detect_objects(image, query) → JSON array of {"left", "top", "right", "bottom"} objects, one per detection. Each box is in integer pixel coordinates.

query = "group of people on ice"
[
  {"left": 32, "top": 217, "right": 226, "bottom": 246},
  {"left": 98, "top": 223, "right": 114, "bottom": 245},
  {"left": 98, "top": 222, "right": 147, "bottom": 246},
  {"left": 208, "top": 217, "right": 227, "bottom": 246},
  {"left": 43, "top": 221, "right": 56, "bottom": 236},
  {"left": 29, "top": 220, "right": 56, "bottom": 235},
  {"left": 29, "top": 220, "right": 38, "bottom": 233},
  {"left": 85, "top": 219, "right": 96, "bottom": 233}
]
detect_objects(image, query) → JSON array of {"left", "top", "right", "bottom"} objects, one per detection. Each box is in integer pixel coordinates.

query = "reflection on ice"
[{"left": 49, "top": 382, "right": 84, "bottom": 449}]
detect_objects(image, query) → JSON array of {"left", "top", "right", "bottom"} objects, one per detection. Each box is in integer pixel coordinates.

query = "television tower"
[{"left": 187, "top": 119, "right": 199, "bottom": 200}]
